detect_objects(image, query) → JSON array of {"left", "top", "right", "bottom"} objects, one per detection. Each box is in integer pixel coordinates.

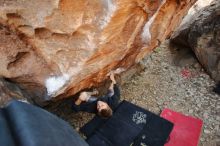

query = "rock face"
[
  {"left": 0, "top": 0, "right": 196, "bottom": 104},
  {"left": 171, "top": 0, "right": 220, "bottom": 81},
  {"left": 0, "top": 77, "right": 27, "bottom": 107}
]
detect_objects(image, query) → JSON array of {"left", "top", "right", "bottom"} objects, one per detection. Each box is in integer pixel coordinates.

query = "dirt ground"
[{"left": 46, "top": 40, "right": 220, "bottom": 146}]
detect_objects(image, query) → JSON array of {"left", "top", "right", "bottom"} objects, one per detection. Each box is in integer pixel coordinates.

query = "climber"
[{"left": 72, "top": 72, "right": 120, "bottom": 118}]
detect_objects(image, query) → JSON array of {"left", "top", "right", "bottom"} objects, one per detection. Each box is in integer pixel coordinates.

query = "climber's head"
[{"left": 97, "top": 101, "right": 113, "bottom": 118}]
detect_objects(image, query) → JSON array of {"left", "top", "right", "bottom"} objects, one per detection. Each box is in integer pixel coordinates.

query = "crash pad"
[
  {"left": 83, "top": 100, "right": 173, "bottom": 146},
  {"left": 161, "top": 108, "right": 203, "bottom": 146}
]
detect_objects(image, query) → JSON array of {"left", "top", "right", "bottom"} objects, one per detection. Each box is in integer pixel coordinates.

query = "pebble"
[
  {"left": 189, "top": 109, "right": 194, "bottom": 114},
  {"left": 203, "top": 112, "right": 209, "bottom": 119},
  {"left": 204, "top": 129, "right": 211, "bottom": 134}
]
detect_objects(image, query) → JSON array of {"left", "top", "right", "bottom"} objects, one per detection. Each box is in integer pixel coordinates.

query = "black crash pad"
[
  {"left": 0, "top": 100, "right": 88, "bottom": 146},
  {"left": 81, "top": 100, "right": 173, "bottom": 146}
]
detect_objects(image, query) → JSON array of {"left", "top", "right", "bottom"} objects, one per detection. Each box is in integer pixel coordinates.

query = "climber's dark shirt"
[{"left": 72, "top": 84, "right": 120, "bottom": 113}]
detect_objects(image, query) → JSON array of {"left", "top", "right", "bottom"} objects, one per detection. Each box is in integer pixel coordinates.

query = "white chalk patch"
[
  {"left": 100, "top": 0, "right": 117, "bottom": 29},
  {"left": 141, "top": 14, "right": 156, "bottom": 44},
  {"left": 141, "top": 0, "right": 168, "bottom": 44},
  {"left": 45, "top": 74, "right": 70, "bottom": 96}
]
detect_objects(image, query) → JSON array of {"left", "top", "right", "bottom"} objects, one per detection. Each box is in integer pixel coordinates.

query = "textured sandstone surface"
[
  {"left": 0, "top": 77, "right": 27, "bottom": 107},
  {"left": 0, "top": 0, "right": 196, "bottom": 103},
  {"left": 172, "top": 0, "right": 220, "bottom": 81}
]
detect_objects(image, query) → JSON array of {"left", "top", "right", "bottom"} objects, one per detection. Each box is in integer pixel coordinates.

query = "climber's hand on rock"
[{"left": 110, "top": 72, "right": 116, "bottom": 84}]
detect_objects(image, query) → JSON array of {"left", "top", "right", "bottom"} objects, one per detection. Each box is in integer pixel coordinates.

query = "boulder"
[
  {"left": 0, "top": 77, "right": 27, "bottom": 107},
  {"left": 0, "top": 0, "right": 197, "bottom": 104},
  {"left": 171, "top": 0, "right": 220, "bottom": 81}
]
